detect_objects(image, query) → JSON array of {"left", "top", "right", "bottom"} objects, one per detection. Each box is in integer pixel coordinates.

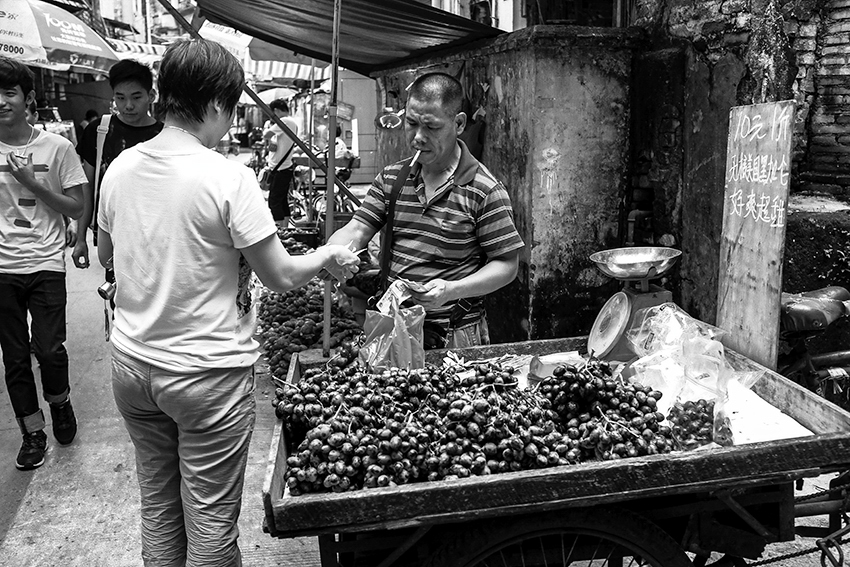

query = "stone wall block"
[
  {"left": 793, "top": 38, "right": 817, "bottom": 52},
  {"left": 824, "top": 33, "right": 850, "bottom": 45},
  {"left": 799, "top": 52, "right": 817, "bottom": 65},
  {"left": 830, "top": 8, "right": 850, "bottom": 20},
  {"left": 811, "top": 143, "right": 850, "bottom": 154},
  {"left": 826, "top": 21, "right": 850, "bottom": 33},
  {"left": 723, "top": 31, "right": 751, "bottom": 45},
  {"left": 798, "top": 182, "right": 844, "bottom": 193},
  {"left": 799, "top": 23, "right": 819, "bottom": 38},
  {"left": 821, "top": 55, "right": 850, "bottom": 66},
  {"left": 721, "top": 0, "right": 748, "bottom": 15},
  {"left": 817, "top": 65, "right": 850, "bottom": 75},
  {"left": 822, "top": 45, "right": 850, "bottom": 56},
  {"left": 811, "top": 134, "right": 840, "bottom": 146}
]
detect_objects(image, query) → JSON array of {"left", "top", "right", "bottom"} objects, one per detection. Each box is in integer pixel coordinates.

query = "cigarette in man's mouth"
[{"left": 411, "top": 150, "right": 421, "bottom": 165}]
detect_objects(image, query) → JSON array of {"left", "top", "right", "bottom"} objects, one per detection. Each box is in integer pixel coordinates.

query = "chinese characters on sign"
[
  {"left": 717, "top": 100, "right": 795, "bottom": 370},
  {"left": 725, "top": 103, "right": 792, "bottom": 228}
]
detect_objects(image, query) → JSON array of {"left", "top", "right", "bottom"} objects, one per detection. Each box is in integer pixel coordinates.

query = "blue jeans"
[
  {"left": 0, "top": 271, "right": 69, "bottom": 432},
  {"left": 111, "top": 346, "right": 255, "bottom": 567}
]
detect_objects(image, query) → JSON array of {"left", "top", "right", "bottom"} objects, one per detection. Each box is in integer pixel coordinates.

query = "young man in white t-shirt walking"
[
  {"left": 96, "top": 39, "right": 358, "bottom": 565},
  {"left": 0, "top": 57, "right": 86, "bottom": 470}
]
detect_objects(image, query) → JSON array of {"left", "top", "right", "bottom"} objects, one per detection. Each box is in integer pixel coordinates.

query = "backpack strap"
[{"left": 91, "top": 114, "right": 111, "bottom": 230}]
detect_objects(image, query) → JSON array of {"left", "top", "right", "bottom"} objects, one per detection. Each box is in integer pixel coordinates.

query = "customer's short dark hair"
[
  {"left": 109, "top": 60, "right": 154, "bottom": 91},
  {"left": 408, "top": 73, "right": 464, "bottom": 116},
  {"left": 157, "top": 39, "right": 244, "bottom": 124},
  {"left": 269, "top": 98, "right": 289, "bottom": 113},
  {"left": 0, "top": 56, "right": 35, "bottom": 97},
  {"left": 85, "top": 108, "right": 99, "bottom": 121}
]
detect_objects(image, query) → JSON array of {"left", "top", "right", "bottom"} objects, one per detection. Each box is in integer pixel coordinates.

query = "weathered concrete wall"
[
  {"left": 626, "top": 0, "right": 823, "bottom": 324},
  {"left": 371, "top": 26, "right": 643, "bottom": 343}
]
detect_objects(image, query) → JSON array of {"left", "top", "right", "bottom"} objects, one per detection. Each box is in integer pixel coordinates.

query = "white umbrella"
[{"left": 1, "top": 0, "right": 119, "bottom": 74}]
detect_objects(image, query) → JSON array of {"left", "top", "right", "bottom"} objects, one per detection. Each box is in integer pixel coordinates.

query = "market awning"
[
  {"left": 40, "top": 0, "right": 89, "bottom": 11},
  {"left": 105, "top": 38, "right": 166, "bottom": 66},
  {"left": 104, "top": 17, "right": 140, "bottom": 34},
  {"left": 198, "top": 21, "right": 333, "bottom": 83},
  {"left": 194, "top": 0, "right": 503, "bottom": 76}
]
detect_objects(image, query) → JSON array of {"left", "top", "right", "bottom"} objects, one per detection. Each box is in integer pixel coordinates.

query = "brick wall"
[{"left": 799, "top": 0, "right": 850, "bottom": 194}]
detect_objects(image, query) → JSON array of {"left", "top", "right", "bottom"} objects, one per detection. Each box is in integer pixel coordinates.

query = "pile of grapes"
[
  {"left": 258, "top": 280, "right": 362, "bottom": 379},
  {"left": 276, "top": 358, "right": 682, "bottom": 496},
  {"left": 537, "top": 363, "right": 676, "bottom": 460},
  {"left": 256, "top": 233, "right": 363, "bottom": 379},
  {"left": 667, "top": 399, "right": 733, "bottom": 449}
]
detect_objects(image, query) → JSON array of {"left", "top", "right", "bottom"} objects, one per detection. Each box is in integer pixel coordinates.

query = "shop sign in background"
[{"left": 717, "top": 100, "right": 795, "bottom": 370}]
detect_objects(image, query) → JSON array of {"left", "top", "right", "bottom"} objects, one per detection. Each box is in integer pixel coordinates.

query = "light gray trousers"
[{"left": 111, "top": 345, "right": 255, "bottom": 567}]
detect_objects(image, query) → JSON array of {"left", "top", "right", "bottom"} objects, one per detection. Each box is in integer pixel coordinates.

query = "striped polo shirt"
[{"left": 353, "top": 141, "right": 525, "bottom": 329}]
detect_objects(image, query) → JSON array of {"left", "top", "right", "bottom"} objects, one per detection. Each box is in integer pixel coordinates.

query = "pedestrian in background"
[
  {"left": 96, "top": 38, "right": 358, "bottom": 566},
  {"left": 76, "top": 108, "right": 98, "bottom": 141},
  {"left": 73, "top": 59, "right": 163, "bottom": 270},
  {"left": 0, "top": 57, "right": 86, "bottom": 470},
  {"left": 262, "top": 98, "right": 299, "bottom": 227}
]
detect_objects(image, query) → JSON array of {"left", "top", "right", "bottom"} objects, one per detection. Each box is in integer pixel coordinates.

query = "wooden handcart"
[{"left": 262, "top": 337, "right": 850, "bottom": 567}]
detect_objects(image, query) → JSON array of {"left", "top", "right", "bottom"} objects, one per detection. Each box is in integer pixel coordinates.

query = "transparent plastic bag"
[
  {"left": 626, "top": 302, "right": 726, "bottom": 359},
  {"left": 623, "top": 303, "right": 735, "bottom": 450},
  {"left": 665, "top": 336, "right": 734, "bottom": 449},
  {"left": 359, "top": 281, "right": 426, "bottom": 372}
]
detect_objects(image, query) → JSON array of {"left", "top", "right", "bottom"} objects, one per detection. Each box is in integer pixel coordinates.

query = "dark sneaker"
[
  {"left": 16, "top": 431, "right": 48, "bottom": 470},
  {"left": 50, "top": 399, "right": 77, "bottom": 445}
]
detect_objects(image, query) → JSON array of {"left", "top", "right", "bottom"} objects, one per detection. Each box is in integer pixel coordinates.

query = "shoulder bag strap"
[
  {"left": 91, "top": 114, "right": 111, "bottom": 230},
  {"left": 273, "top": 141, "right": 296, "bottom": 173},
  {"left": 378, "top": 158, "right": 415, "bottom": 294}
]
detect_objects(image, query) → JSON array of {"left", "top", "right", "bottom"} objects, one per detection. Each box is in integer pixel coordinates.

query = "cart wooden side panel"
[{"left": 263, "top": 340, "right": 850, "bottom": 539}]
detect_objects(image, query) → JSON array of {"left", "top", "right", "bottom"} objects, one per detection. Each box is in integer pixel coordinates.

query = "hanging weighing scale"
[{"left": 587, "top": 247, "right": 682, "bottom": 361}]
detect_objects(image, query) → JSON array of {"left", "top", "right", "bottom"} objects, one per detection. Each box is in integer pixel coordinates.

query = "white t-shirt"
[
  {"left": 0, "top": 130, "right": 87, "bottom": 274},
  {"left": 266, "top": 116, "right": 300, "bottom": 169},
  {"left": 98, "top": 141, "right": 277, "bottom": 373}
]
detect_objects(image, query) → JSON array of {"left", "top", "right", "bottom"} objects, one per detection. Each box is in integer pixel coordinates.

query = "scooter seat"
[{"left": 780, "top": 286, "right": 850, "bottom": 339}]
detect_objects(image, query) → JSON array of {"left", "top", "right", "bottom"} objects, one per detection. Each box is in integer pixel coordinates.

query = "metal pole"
[
  {"left": 307, "top": 59, "right": 315, "bottom": 224},
  {"left": 155, "top": 0, "right": 360, "bottom": 206},
  {"left": 322, "top": 0, "right": 342, "bottom": 356}
]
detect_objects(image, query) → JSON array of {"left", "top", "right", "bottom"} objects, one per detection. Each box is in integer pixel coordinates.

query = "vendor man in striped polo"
[{"left": 329, "top": 72, "right": 524, "bottom": 349}]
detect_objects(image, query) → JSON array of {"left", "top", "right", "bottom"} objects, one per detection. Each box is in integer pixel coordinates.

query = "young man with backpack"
[
  {"left": 0, "top": 57, "right": 87, "bottom": 470},
  {"left": 72, "top": 60, "right": 163, "bottom": 270}
]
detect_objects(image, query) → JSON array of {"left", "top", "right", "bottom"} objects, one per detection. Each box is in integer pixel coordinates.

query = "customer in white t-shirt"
[
  {"left": 0, "top": 57, "right": 86, "bottom": 472},
  {"left": 96, "top": 39, "right": 358, "bottom": 566}
]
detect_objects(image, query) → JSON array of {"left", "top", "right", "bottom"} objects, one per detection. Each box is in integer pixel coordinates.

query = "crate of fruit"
[{"left": 262, "top": 337, "right": 850, "bottom": 539}]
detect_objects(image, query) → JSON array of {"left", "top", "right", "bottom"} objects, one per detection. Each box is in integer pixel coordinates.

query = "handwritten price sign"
[{"left": 717, "top": 100, "right": 795, "bottom": 370}]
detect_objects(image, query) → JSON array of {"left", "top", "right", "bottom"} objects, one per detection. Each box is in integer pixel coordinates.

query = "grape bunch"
[
  {"left": 667, "top": 399, "right": 733, "bottom": 449},
  {"left": 537, "top": 360, "right": 677, "bottom": 460},
  {"left": 258, "top": 280, "right": 362, "bottom": 379}
]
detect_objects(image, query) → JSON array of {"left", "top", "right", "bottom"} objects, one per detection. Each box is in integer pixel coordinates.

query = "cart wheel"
[{"left": 420, "top": 507, "right": 692, "bottom": 567}]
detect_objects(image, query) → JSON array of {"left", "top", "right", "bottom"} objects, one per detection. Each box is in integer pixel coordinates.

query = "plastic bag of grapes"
[{"left": 666, "top": 337, "right": 735, "bottom": 450}]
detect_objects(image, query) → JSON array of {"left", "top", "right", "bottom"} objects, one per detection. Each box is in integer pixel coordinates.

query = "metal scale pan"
[{"left": 589, "top": 246, "right": 682, "bottom": 284}]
